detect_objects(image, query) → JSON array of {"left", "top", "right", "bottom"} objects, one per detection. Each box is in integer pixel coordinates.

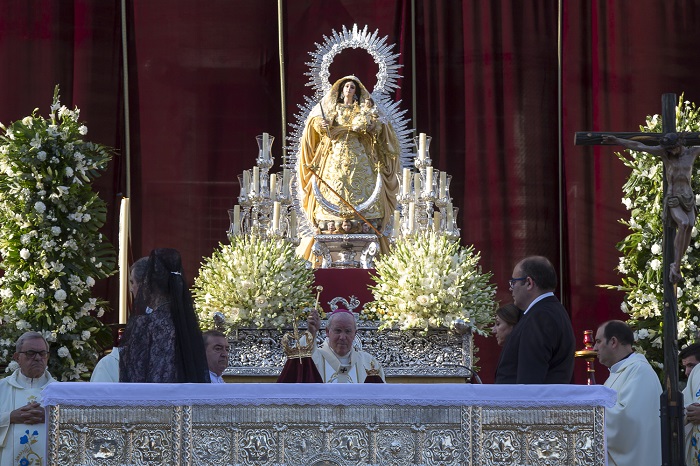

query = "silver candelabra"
[
  {"left": 228, "top": 133, "right": 299, "bottom": 245},
  {"left": 391, "top": 132, "right": 460, "bottom": 241}
]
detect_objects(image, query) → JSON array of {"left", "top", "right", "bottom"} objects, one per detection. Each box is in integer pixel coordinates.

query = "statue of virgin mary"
[{"left": 297, "top": 75, "right": 401, "bottom": 257}]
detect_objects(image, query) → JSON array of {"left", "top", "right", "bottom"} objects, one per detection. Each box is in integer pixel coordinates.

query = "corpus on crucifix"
[{"left": 601, "top": 133, "right": 700, "bottom": 283}]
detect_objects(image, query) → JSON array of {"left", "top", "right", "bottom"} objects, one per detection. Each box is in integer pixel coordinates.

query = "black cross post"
[{"left": 575, "top": 93, "right": 700, "bottom": 466}]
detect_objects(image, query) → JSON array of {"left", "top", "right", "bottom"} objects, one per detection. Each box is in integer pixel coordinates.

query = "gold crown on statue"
[
  {"left": 281, "top": 330, "right": 316, "bottom": 359},
  {"left": 365, "top": 360, "right": 380, "bottom": 377}
]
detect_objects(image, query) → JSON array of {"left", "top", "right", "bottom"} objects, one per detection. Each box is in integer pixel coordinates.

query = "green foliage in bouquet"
[
  {"left": 364, "top": 231, "right": 497, "bottom": 334},
  {"left": 193, "top": 235, "right": 315, "bottom": 330},
  {"left": 601, "top": 95, "right": 700, "bottom": 373},
  {"left": 0, "top": 87, "right": 116, "bottom": 380}
]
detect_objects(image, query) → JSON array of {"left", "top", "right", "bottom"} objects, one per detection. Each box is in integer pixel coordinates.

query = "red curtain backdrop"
[{"left": 2, "top": 0, "right": 700, "bottom": 383}]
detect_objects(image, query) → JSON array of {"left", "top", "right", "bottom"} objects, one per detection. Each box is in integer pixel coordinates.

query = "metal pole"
[{"left": 277, "top": 0, "right": 287, "bottom": 165}]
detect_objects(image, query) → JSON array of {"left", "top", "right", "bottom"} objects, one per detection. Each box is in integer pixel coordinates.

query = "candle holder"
[
  {"left": 229, "top": 133, "right": 299, "bottom": 245},
  {"left": 413, "top": 134, "right": 432, "bottom": 172},
  {"left": 390, "top": 133, "right": 460, "bottom": 242},
  {"left": 574, "top": 329, "right": 597, "bottom": 385}
]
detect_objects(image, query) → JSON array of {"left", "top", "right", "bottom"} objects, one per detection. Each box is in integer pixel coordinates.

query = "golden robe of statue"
[{"left": 297, "top": 76, "right": 400, "bottom": 256}]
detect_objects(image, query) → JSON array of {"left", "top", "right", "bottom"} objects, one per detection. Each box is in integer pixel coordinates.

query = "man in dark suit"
[{"left": 495, "top": 256, "right": 575, "bottom": 384}]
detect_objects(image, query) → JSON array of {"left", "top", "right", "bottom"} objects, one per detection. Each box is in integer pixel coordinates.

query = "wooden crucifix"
[{"left": 576, "top": 93, "right": 700, "bottom": 466}]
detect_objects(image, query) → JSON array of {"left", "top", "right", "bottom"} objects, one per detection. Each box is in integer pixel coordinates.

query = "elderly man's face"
[
  {"left": 205, "top": 335, "right": 230, "bottom": 377},
  {"left": 327, "top": 313, "right": 356, "bottom": 357},
  {"left": 13, "top": 337, "right": 49, "bottom": 379}
]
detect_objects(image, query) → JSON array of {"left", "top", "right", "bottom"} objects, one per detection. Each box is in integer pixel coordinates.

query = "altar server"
[
  {"left": 0, "top": 331, "right": 55, "bottom": 465},
  {"left": 594, "top": 320, "right": 661, "bottom": 466},
  {"left": 307, "top": 308, "right": 385, "bottom": 383}
]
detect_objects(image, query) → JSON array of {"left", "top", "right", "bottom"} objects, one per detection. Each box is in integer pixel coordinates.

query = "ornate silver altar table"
[{"left": 43, "top": 383, "right": 615, "bottom": 465}]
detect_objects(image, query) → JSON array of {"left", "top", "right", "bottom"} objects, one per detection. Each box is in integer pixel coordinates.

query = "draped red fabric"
[
  {"left": 276, "top": 357, "right": 323, "bottom": 384},
  {"left": 2, "top": 1, "right": 700, "bottom": 383}
]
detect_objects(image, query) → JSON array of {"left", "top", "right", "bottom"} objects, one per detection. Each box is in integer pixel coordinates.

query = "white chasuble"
[
  {"left": 603, "top": 353, "right": 661, "bottom": 466},
  {"left": 311, "top": 340, "right": 385, "bottom": 383},
  {"left": 0, "top": 369, "right": 54, "bottom": 466},
  {"left": 684, "top": 363, "right": 700, "bottom": 466}
]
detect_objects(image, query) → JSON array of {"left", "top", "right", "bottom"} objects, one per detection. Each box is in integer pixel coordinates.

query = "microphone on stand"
[{"left": 443, "top": 363, "right": 483, "bottom": 384}]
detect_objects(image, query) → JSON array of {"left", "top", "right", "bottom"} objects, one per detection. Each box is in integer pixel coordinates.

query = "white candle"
[
  {"left": 425, "top": 166, "right": 433, "bottom": 193},
  {"left": 118, "top": 198, "right": 130, "bottom": 325},
  {"left": 402, "top": 168, "right": 411, "bottom": 195},
  {"left": 408, "top": 202, "right": 415, "bottom": 233},
  {"left": 252, "top": 166, "right": 259, "bottom": 194},
  {"left": 272, "top": 201, "right": 281, "bottom": 231},
  {"left": 439, "top": 171, "right": 447, "bottom": 198},
  {"left": 446, "top": 202, "right": 454, "bottom": 227},
  {"left": 419, "top": 133, "right": 427, "bottom": 160},
  {"left": 290, "top": 209, "right": 297, "bottom": 238},
  {"left": 243, "top": 170, "right": 250, "bottom": 192},
  {"left": 270, "top": 174, "right": 277, "bottom": 201},
  {"left": 282, "top": 168, "right": 290, "bottom": 197},
  {"left": 263, "top": 132, "right": 269, "bottom": 159},
  {"left": 414, "top": 173, "right": 421, "bottom": 200},
  {"left": 393, "top": 210, "right": 400, "bottom": 236},
  {"left": 233, "top": 205, "right": 241, "bottom": 235},
  {"left": 433, "top": 211, "right": 441, "bottom": 232}
]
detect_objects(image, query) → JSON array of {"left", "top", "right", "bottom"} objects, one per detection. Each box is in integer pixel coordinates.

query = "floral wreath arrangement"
[
  {"left": 601, "top": 95, "right": 700, "bottom": 373},
  {"left": 193, "top": 235, "right": 315, "bottom": 330},
  {"left": 363, "top": 231, "right": 497, "bottom": 334},
  {"left": 0, "top": 87, "right": 116, "bottom": 381}
]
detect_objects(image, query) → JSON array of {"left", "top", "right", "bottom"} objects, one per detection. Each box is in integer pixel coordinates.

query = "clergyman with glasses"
[
  {"left": 494, "top": 256, "right": 575, "bottom": 384},
  {"left": 0, "top": 331, "right": 55, "bottom": 465}
]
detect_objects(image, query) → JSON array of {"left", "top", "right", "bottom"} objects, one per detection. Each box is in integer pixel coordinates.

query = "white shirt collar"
[
  {"left": 209, "top": 370, "right": 225, "bottom": 383},
  {"left": 523, "top": 292, "right": 555, "bottom": 314}
]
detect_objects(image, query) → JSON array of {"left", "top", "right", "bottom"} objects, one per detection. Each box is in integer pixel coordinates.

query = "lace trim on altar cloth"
[{"left": 42, "top": 383, "right": 616, "bottom": 408}]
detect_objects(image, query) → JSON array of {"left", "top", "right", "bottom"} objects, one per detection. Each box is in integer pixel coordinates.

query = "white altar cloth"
[{"left": 42, "top": 382, "right": 616, "bottom": 408}]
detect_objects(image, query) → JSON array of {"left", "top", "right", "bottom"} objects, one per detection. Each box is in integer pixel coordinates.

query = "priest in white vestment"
[
  {"left": 681, "top": 343, "right": 700, "bottom": 466},
  {"left": 0, "top": 331, "right": 55, "bottom": 466},
  {"left": 593, "top": 320, "right": 661, "bottom": 466},
  {"left": 90, "top": 347, "right": 120, "bottom": 382},
  {"left": 307, "top": 308, "right": 385, "bottom": 383}
]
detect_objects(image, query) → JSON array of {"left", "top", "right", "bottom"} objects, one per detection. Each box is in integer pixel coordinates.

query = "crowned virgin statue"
[{"left": 297, "top": 75, "right": 401, "bottom": 259}]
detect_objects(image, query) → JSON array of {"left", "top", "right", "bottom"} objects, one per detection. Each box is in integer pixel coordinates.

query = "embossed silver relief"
[
  {"left": 47, "top": 404, "right": 607, "bottom": 465},
  {"left": 240, "top": 429, "right": 276, "bottom": 464},
  {"left": 423, "top": 429, "right": 459, "bottom": 464},
  {"left": 88, "top": 429, "right": 119, "bottom": 460},
  {"left": 226, "top": 322, "right": 474, "bottom": 378},
  {"left": 483, "top": 431, "right": 520, "bottom": 463},
  {"left": 574, "top": 429, "right": 596, "bottom": 464},
  {"left": 330, "top": 429, "right": 369, "bottom": 462},
  {"left": 285, "top": 428, "right": 324, "bottom": 465},
  {"left": 376, "top": 429, "right": 414, "bottom": 465},
  {"left": 191, "top": 427, "right": 232, "bottom": 464},
  {"left": 132, "top": 430, "right": 170, "bottom": 463},
  {"left": 529, "top": 430, "right": 567, "bottom": 465}
]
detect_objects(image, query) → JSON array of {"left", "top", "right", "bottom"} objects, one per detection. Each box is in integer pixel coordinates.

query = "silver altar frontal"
[{"left": 42, "top": 382, "right": 615, "bottom": 465}]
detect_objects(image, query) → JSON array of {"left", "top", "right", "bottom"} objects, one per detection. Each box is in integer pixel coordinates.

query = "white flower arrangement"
[
  {"left": 193, "top": 235, "right": 315, "bottom": 330},
  {"left": 0, "top": 87, "right": 116, "bottom": 380},
  {"left": 601, "top": 95, "right": 700, "bottom": 373},
  {"left": 364, "top": 231, "right": 497, "bottom": 334}
]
